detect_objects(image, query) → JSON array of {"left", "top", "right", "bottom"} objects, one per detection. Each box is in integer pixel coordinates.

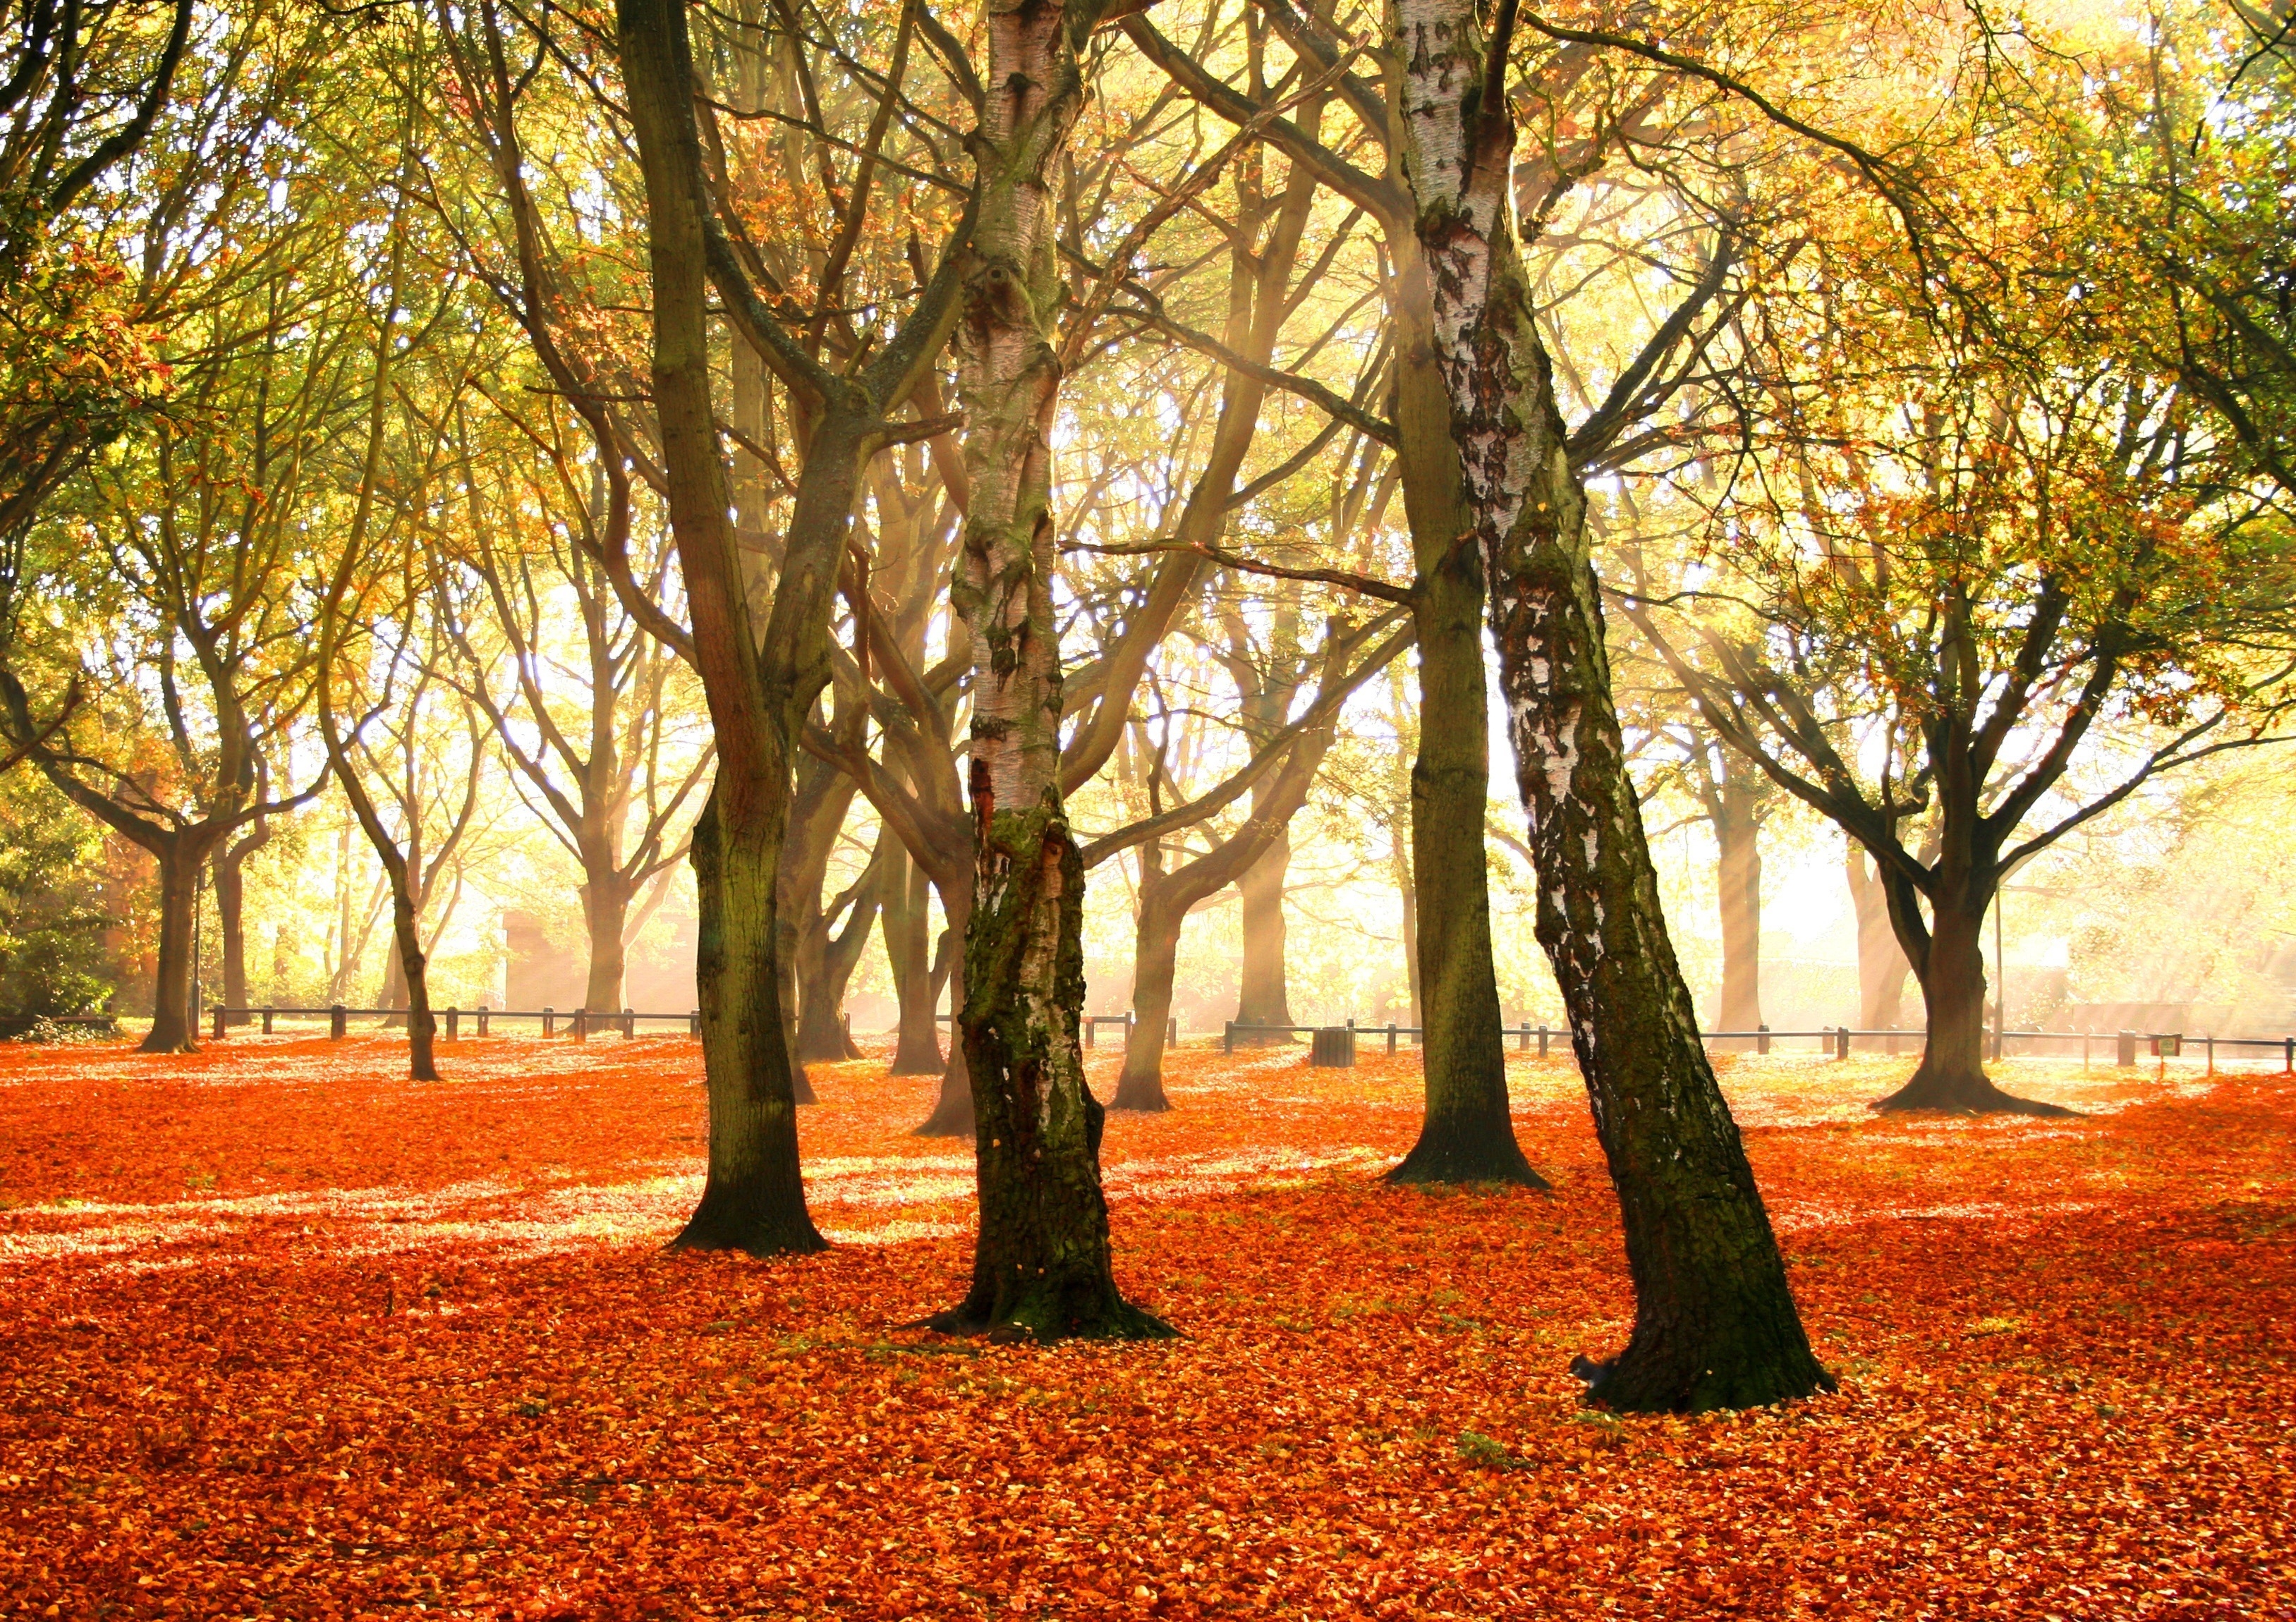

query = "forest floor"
[{"left": 1, "top": 1035, "right": 2290, "bottom": 1621}]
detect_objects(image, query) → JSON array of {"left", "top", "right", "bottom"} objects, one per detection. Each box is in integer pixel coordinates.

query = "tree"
[
  {"left": 0, "top": 0, "right": 193, "bottom": 585},
  {"left": 1107, "top": 609, "right": 1411, "bottom": 1110},
  {"left": 928, "top": 0, "right": 1171, "bottom": 1341},
  {"left": 616, "top": 0, "right": 970, "bottom": 1255},
  {"left": 437, "top": 413, "right": 710, "bottom": 1018},
  {"left": 1123, "top": 1, "right": 1543, "bottom": 1186},
  {"left": 1634, "top": 232, "right": 2296, "bottom": 1114},
  {"left": 1392, "top": 0, "right": 1834, "bottom": 1408},
  {"left": 0, "top": 19, "right": 354, "bottom": 1049},
  {"left": 316, "top": 130, "right": 466, "bottom": 1084}
]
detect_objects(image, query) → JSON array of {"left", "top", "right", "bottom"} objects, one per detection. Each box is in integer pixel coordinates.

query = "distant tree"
[
  {"left": 0, "top": 775, "right": 112, "bottom": 1020},
  {"left": 1629, "top": 76, "right": 2296, "bottom": 1110},
  {"left": 0, "top": 18, "right": 361, "bottom": 1049}
]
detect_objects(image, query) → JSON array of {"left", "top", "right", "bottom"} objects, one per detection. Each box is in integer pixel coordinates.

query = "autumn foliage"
[{"left": 1, "top": 1037, "right": 2290, "bottom": 1619}]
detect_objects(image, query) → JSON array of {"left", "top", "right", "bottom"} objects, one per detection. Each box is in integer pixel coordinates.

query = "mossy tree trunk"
[
  {"left": 934, "top": 0, "right": 1165, "bottom": 1340},
  {"left": 1397, "top": 0, "right": 1830, "bottom": 1410}
]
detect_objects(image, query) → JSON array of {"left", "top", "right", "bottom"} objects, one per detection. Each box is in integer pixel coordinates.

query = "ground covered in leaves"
[{"left": 1, "top": 1032, "right": 2290, "bottom": 1620}]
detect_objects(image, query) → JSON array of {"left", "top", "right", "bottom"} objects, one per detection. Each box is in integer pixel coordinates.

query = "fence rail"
[
  {"left": 208, "top": 1005, "right": 700, "bottom": 1039},
  {"left": 1225, "top": 1018, "right": 2296, "bottom": 1073},
  {"left": 168, "top": 1006, "right": 2296, "bottom": 1076}
]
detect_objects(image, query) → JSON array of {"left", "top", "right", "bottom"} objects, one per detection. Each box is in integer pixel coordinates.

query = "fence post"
[
  {"left": 572, "top": 1008, "right": 588, "bottom": 1042},
  {"left": 2285, "top": 1036, "right": 2293, "bottom": 1075},
  {"left": 211, "top": 1005, "right": 226, "bottom": 1040},
  {"left": 477, "top": 1007, "right": 490, "bottom": 1037},
  {"left": 1167, "top": 1017, "right": 1177, "bottom": 1046},
  {"left": 1835, "top": 1025, "right": 1850, "bottom": 1060},
  {"left": 2206, "top": 1034, "right": 2216, "bottom": 1077},
  {"left": 2082, "top": 1031, "right": 2090, "bottom": 1071},
  {"left": 1084, "top": 1018, "right": 1095, "bottom": 1049},
  {"left": 543, "top": 1006, "right": 554, "bottom": 1038},
  {"left": 1223, "top": 1020, "right": 1233, "bottom": 1055},
  {"left": 1758, "top": 1023, "right": 1770, "bottom": 1056},
  {"left": 627, "top": 1007, "right": 638, "bottom": 1039},
  {"left": 329, "top": 1004, "right": 348, "bottom": 1040},
  {"left": 2115, "top": 1029, "right": 2137, "bottom": 1068},
  {"left": 1537, "top": 1025, "right": 1549, "bottom": 1059},
  {"left": 1387, "top": 1023, "right": 1398, "bottom": 1055},
  {"left": 446, "top": 1007, "right": 458, "bottom": 1042},
  {"left": 689, "top": 1009, "right": 701, "bottom": 1037},
  {"left": 261, "top": 1007, "right": 274, "bottom": 1035}
]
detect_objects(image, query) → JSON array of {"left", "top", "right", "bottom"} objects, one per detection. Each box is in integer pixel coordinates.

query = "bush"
[{"left": 0, "top": 776, "right": 114, "bottom": 1019}]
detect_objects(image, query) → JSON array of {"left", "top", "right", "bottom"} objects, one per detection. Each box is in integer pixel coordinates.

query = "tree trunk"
[
  {"left": 1848, "top": 847, "right": 1910, "bottom": 1038},
  {"left": 582, "top": 867, "right": 633, "bottom": 1016},
  {"left": 1392, "top": 819, "right": 1421, "bottom": 1026},
  {"left": 1399, "top": 0, "right": 1829, "bottom": 1410},
  {"left": 1231, "top": 834, "right": 1292, "bottom": 1036},
  {"left": 143, "top": 843, "right": 200, "bottom": 1054},
  {"left": 1113, "top": 875, "right": 1180, "bottom": 1114},
  {"left": 913, "top": 882, "right": 975, "bottom": 1137},
  {"left": 384, "top": 865, "right": 440, "bottom": 1082},
  {"left": 796, "top": 841, "right": 883, "bottom": 1061},
  {"left": 1714, "top": 793, "right": 1762, "bottom": 1042},
  {"left": 933, "top": 0, "right": 1164, "bottom": 1341},
  {"left": 679, "top": 788, "right": 825, "bottom": 1246},
  {"left": 884, "top": 847, "right": 944, "bottom": 1074},
  {"left": 215, "top": 825, "right": 266, "bottom": 1027},
  {"left": 1385, "top": 235, "right": 1540, "bottom": 1187},
  {"left": 621, "top": 0, "right": 851, "bottom": 1255},
  {"left": 1873, "top": 871, "right": 2067, "bottom": 1116}
]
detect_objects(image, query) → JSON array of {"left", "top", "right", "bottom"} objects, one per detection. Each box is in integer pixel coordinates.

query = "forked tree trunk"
[
  {"left": 622, "top": 0, "right": 934, "bottom": 1255},
  {"left": 795, "top": 848, "right": 882, "bottom": 1061},
  {"left": 1232, "top": 834, "right": 1292, "bottom": 1034},
  {"left": 932, "top": 0, "right": 1164, "bottom": 1341},
  {"left": 1386, "top": 235, "right": 1540, "bottom": 1187},
  {"left": 884, "top": 849, "right": 944, "bottom": 1074},
  {"left": 1399, "top": 0, "right": 1828, "bottom": 1409}
]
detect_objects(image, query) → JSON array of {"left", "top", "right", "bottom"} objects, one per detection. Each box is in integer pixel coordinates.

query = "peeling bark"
[
  {"left": 935, "top": 0, "right": 1165, "bottom": 1340},
  {"left": 1396, "top": 0, "right": 1828, "bottom": 1409}
]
